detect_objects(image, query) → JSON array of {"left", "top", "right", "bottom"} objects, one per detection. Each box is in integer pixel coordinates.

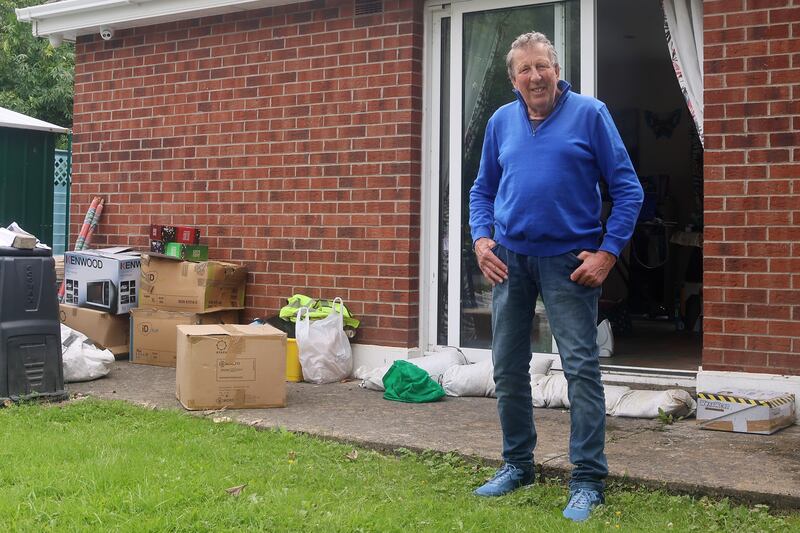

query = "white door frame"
[{"left": 420, "top": 0, "right": 596, "bottom": 360}]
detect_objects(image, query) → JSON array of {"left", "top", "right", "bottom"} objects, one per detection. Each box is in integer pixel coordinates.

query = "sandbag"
[
  {"left": 531, "top": 373, "right": 570, "bottom": 408},
  {"left": 603, "top": 385, "right": 631, "bottom": 413},
  {"left": 441, "top": 356, "right": 554, "bottom": 398},
  {"left": 608, "top": 389, "right": 696, "bottom": 418},
  {"left": 61, "top": 324, "right": 114, "bottom": 383},
  {"left": 357, "top": 347, "right": 468, "bottom": 391},
  {"left": 441, "top": 360, "right": 495, "bottom": 397}
]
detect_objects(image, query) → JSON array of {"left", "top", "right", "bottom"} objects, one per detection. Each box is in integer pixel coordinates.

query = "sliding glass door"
[{"left": 423, "top": 0, "right": 594, "bottom": 360}]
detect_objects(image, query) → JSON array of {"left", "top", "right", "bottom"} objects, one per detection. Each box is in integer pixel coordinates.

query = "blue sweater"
[{"left": 469, "top": 81, "right": 643, "bottom": 258}]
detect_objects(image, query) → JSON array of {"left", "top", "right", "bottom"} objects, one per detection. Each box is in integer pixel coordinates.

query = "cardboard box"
[
  {"left": 139, "top": 254, "right": 247, "bottom": 313},
  {"left": 63, "top": 247, "right": 141, "bottom": 314},
  {"left": 176, "top": 324, "right": 286, "bottom": 410},
  {"left": 175, "top": 226, "right": 201, "bottom": 245},
  {"left": 59, "top": 304, "right": 130, "bottom": 357},
  {"left": 697, "top": 390, "right": 796, "bottom": 434},
  {"left": 165, "top": 242, "right": 208, "bottom": 262},
  {"left": 130, "top": 308, "right": 239, "bottom": 367},
  {"left": 150, "top": 240, "right": 165, "bottom": 254},
  {"left": 150, "top": 224, "right": 200, "bottom": 244}
]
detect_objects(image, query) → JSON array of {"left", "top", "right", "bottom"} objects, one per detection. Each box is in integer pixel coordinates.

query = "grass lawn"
[{"left": 0, "top": 399, "right": 797, "bottom": 532}]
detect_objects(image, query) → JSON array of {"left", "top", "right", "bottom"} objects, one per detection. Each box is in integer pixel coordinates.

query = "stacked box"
[
  {"left": 63, "top": 247, "right": 141, "bottom": 315},
  {"left": 165, "top": 242, "right": 208, "bottom": 262},
  {"left": 139, "top": 254, "right": 246, "bottom": 313},
  {"left": 130, "top": 308, "right": 239, "bottom": 367},
  {"left": 150, "top": 224, "right": 201, "bottom": 255},
  {"left": 59, "top": 304, "right": 130, "bottom": 358},
  {"left": 130, "top": 253, "right": 247, "bottom": 368}
]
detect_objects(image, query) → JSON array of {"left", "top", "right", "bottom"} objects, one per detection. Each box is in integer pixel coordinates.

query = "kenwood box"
[{"left": 63, "top": 247, "right": 141, "bottom": 314}]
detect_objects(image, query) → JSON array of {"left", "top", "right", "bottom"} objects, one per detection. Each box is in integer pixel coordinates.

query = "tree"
[{"left": 0, "top": 0, "right": 74, "bottom": 129}]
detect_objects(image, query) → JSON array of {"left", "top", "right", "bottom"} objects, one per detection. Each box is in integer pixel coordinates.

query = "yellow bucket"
[{"left": 286, "top": 338, "right": 303, "bottom": 382}]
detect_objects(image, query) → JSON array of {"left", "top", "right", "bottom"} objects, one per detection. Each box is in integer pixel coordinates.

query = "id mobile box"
[{"left": 63, "top": 247, "right": 141, "bottom": 315}]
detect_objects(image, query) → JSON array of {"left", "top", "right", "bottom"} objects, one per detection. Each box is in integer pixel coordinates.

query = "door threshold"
[{"left": 599, "top": 364, "right": 697, "bottom": 389}]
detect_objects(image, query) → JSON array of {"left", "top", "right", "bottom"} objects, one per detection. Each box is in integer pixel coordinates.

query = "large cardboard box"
[
  {"left": 176, "top": 324, "right": 286, "bottom": 410},
  {"left": 59, "top": 304, "right": 130, "bottom": 357},
  {"left": 130, "top": 308, "right": 239, "bottom": 367},
  {"left": 63, "top": 247, "right": 141, "bottom": 314},
  {"left": 697, "top": 390, "right": 796, "bottom": 434},
  {"left": 139, "top": 254, "right": 246, "bottom": 313}
]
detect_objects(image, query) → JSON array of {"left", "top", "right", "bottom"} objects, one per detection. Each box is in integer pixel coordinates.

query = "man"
[{"left": 469, "top": 32, "right": 643, "bottom": 522}]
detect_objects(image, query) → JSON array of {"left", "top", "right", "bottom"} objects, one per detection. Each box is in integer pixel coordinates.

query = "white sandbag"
[
  {"left": 596, "top": 319, "right": 614, "bottom": 357},
  {"left": 531, "top": 373, "right": 570, "bottom": 408},
  {"left": 358, "top": 348, "right": 468, "bottom": 391},
  {"left": 441, "top": 356, "right": 554, "bottom": 398},
  {"left": 608, "top": 389, "right": 697, "bottom": 418},
  {"left": 441, "top": 359, "right": 495, "bottom": 397},
  {"left": 603, "top": 385, "right": 631, "bottom": 413},
  {"left": 61, "top": 324, "right": 114, "bottom": 383},
  {"left": 530, "top": 356, "right": 554, "bottom": 376}
]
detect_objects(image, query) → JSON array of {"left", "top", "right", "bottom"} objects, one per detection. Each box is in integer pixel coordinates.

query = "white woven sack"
[
  {"left": 441, "top": 359, "right": 495, "bottom": 397},
  {"left": 531, "top": 373, "right": 570, "bottom": 408},
  {"left": 608, "top": 389, "right": 697, "bottom": 418}
]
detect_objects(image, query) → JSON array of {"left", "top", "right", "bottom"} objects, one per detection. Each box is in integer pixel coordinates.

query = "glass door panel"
[{"left": 428, "top": 0, "right": 586, "bottom": 356}]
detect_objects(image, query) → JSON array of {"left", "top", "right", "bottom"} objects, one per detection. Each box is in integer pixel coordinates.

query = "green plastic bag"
[
  {"left": 279, "top": 294, "right": 360, "bottom": 330},
  {"left": 382, "top": 360, "right": 446, "bottom": 403}
]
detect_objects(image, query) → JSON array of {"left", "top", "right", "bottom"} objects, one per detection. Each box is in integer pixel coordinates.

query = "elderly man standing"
[{"left": 469, "top": 32, "right": 643, "bottom": 522}]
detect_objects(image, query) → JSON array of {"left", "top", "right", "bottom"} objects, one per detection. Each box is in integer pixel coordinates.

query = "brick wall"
[
  {"left": 71, "top": 0, "right": 424, "bottom": 347},
  {"left": 704, "top": 0, "right": 800, "bottom": 374}
]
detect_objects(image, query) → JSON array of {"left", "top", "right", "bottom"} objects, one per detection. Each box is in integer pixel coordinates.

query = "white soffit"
[
  {"left": 16, "top": 0, "right": 304, "bottom": 42},
  {"left": 0, "top": 106, "right": 70, "bottom": 134}
]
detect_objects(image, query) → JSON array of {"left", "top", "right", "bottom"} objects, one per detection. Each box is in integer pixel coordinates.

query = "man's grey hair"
[{"left": 506, "top": 32, "right": 559, "bottom": 80}]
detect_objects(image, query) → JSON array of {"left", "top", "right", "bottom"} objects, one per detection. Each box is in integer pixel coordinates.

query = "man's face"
[{"left": 511, "top": 43, "right": 561, "bottom": 119}]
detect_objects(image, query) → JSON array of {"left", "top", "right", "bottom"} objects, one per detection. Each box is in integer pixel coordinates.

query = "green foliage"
[
  {"left": 0, "top": 399, "right": 798, "bottom": 532},
  {"left": 0, "top": 0, "right": 74, "bottom": 128}
]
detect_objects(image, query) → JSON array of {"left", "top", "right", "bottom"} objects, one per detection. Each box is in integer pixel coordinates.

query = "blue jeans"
[{"left": 491, "top": 244, "right": 607, "bottom": 492}]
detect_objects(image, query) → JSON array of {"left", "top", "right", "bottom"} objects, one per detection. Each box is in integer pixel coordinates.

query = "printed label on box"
[{"left": 217, "top": 358, "right": 256, "bottom": 381}]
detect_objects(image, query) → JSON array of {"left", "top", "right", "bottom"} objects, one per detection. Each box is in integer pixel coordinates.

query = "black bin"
[{"left": 0, "top": 246, "right": 66, "bottom": 402}]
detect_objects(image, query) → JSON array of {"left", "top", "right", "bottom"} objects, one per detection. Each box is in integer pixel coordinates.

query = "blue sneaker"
[
  {"left": 562, "top": 488, "right": 604, "bottom": 522},
  {"left": 473, "top": 463, "right": 534, "bottom": 497}
]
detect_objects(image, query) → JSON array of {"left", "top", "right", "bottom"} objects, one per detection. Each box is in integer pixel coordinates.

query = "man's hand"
[
  {"left": 474, "top": 237, "right": 508, "bottom": 286},
  {"left": 570, "top": 251, "right": 616, "bottom": 288}
]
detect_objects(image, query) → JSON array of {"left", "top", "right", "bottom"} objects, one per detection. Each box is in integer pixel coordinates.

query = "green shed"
[{"left": 0, "top": 106, "right": 70, "bottom": 247}]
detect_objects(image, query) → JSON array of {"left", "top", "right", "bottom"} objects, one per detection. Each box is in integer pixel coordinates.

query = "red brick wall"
[
  {"left": 703, "top": 0, "right": 800, "bottom": 374},
  {"left": 71, "top": 0, "right": 423, "bottom": 347}
]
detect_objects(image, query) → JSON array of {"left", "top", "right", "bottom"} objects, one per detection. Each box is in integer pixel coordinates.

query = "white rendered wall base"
[
  {"left": 351, "top": 344, "right": 421, "bottom": 374},
  {"left": 697, "top": 368, "right": 800, "bottom": 424}
]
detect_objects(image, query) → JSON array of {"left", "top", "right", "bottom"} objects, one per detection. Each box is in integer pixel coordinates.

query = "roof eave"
[{"left": 15, "top": 0, "right": 301, "bottom": 41}]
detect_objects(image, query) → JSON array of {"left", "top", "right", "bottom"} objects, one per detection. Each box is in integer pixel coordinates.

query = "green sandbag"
[{"left": 382, "top": 360, "right": 446, "bottom": 403}]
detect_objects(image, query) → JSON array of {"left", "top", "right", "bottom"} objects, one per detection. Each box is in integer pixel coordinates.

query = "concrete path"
[{"left": 67, "top": 361, "right": 800, "bottom": 509}]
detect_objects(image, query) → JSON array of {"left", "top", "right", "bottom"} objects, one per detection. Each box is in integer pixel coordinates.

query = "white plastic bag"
[
  {"left": 295, "top": 297, "right": 353, "bottom": 384},
  {"left": 60, "top": 324, "right": 115, "bottom": 382}
]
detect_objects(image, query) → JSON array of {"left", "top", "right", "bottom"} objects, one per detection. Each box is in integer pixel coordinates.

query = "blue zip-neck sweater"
[{"left": 469, "top": 80, "right": 643, "bottom": 258}]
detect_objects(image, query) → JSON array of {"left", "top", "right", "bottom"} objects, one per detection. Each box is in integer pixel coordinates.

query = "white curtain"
[{"left": 662, "top": 0, "right": 704, "bottom": 146}]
